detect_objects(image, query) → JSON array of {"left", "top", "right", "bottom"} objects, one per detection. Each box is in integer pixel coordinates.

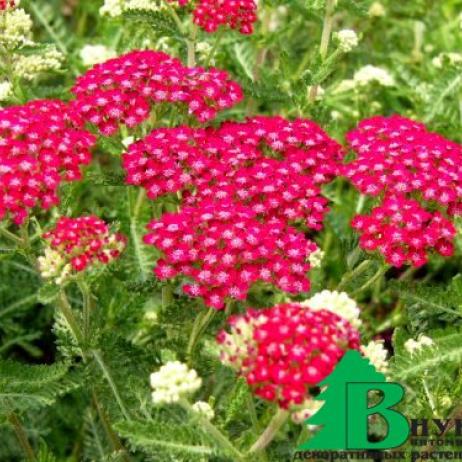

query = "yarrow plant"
[
  {"left": 144, "top": 203, "right": 317, "bottom": 308},
  {"left": 123, "top": 116, "right": 341, "bottom": 230},
  {"left": 168, "top": 0, "right": 258, "bottom": 34},
  {"left": 345, "top": 115, "right": 462, "bottom": 267},
  {"left": 0, "top": 100, "right": 95, "bottom": 225},
  {"left": 71, "top": 50, "right": 243, "bottom": 134},
  {"left": 351, "top": 196, "right": 456, "bottom": 267},
  {"left": 41, "top": 215, "right": 127, "bottom": 275},
  {"left": 217, "top": 303, "right": 360, "bottom": 408}
]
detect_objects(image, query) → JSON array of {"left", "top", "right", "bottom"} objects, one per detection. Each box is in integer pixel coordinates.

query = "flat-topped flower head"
[
  {"left": 0, "top": 100, "right": 95, "bottom": 225},
  {"left": 352, "top": 196, "right": 456, "bottom": 267},
  {"left": 71, "top": 50, "right": 243, "bottom": 135},
  {"left": 345, "top": 115, "right": 462, "bottom": 215},
  {"left": 42, "top": 216, "right": 127, "bottom": 278},
  {"left": 144, "top": 203, "right": 316, "bottom": 309},
  {"left": 123, "top": 117, "right": 341, "bottom": 230},
  {"left": 168, "top": 0, "right": 257, "bottom": 34},
  {"left": 217, "top": 303, "right": 360, "bottom": 408}
]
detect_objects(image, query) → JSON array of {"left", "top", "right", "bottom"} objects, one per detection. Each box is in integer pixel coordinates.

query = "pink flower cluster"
[
  {"left": 345, "top": 115, "right": 462, "bottom": 214},
  {"left": 144, "top": 204, "right": 317, "bottom": 309},
  {"left": 71, "top": 50, "right": 243, "bottom": 135},
  {"left": 43, "top": 216, "right": 127, "bottom": 272},
  {"left": 217, "top": 303, "right": 360, "bottom": 408},
  {"left": 123, "top": 116, "right": 341, "bottom": 229},
  {"left": 352, "top": 196, "right": 456, "bottom": 267},
  {"left": 0, "top": 100, "right": 95, "bottom": 225},
  {"left": 346, "top": 115, "right": 462, "bottom": 266},
  {"left": 134, "top": 116, "right": 344, "bottom": 307},
  {"left": 169, "top": 0, "right": 258, "bottom": 34}
]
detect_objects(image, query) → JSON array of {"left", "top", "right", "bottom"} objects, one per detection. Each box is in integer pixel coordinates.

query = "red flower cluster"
[
  {"left": 144, "top": 204, "right": 317, "bottom": 309},
  {"left": 345, "top": 115, "right": 462, "bottom": 214},
  {"left": 0, "top": 100, "right": 95, "bottom": 225},
  {"left": 217, "top": 303, "right": 360, "bottom": 408},
  {"left": 123, "top": 116, "right": 341, "bottom": 229},
  {"left": 346, "top": 115, "right": 462, "bottom": 267},
  {"left": 352, "top": 196, "right": 456, "bottom": 267},
  {"left": 168, "top": 0, "right": 257, "bottom": 34},
  {"left": 43, "top": 216, "right": 127, "bottom": 272},
  {"left": 71, "top": 50, "right": 243, "bottom": 135}
]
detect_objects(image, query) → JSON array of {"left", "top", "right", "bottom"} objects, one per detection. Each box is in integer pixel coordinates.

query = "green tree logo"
[{"left": 298, "top": 350, "right": 409, "bottom": 451}]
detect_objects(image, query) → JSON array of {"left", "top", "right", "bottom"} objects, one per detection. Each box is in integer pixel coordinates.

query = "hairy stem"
[
  {"left": 249, "top": 408, "right": 289, "bottom": 454},
  {"left": 352, "top": 265, "right": 389, "bottom": 296},
  {"left": 57, "top": 290, "right": 87, "bottom": 359},
  {"left": 186, "top": 308, "right": 216, "bottom": 364},
  {"left": 8, "top": 412, "right": 35, "bottom": 461},
  {"left": 180, "top": 399, "right": 245, "bottom": 461},
  {"left": 129, "top": 189, "right": 149, "bottom": 282},
  {"left": 92, "top": 349, "right": 132, "bottom": 422},
  {"left": 337, "top": 259, "right": 373, "bottom": 291},
  {"left": 92, "top": 390, "right": 132, "bottom": 462},
  {"left": 77, "top": 280, "right": 92, "bottom": 343}
]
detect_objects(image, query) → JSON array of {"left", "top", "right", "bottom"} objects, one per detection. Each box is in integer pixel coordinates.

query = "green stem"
[
  {"left": 0, "top": 227, "right": 23, "bottom": 245},
  {"left": 309, "top": 0, "right": 336, "bottom": 102},
  {"left": 337, "top": 259, "right": 373, "bottom": 291},
  {"left": 92, "top": 390, "right": 132, "bottom": 462},
  {"left": 129, "top": 189, "right": 149, "bottom": 282},
  {"left": 57, "top": 290, "right": 86, "bottom": 357},
  {"left": 186, "top": 308, "right": 216, "bottom": 363},
  {"left": 77, "top": 280, "right": 92, "bottom": 343},
  {"left": 162, "top": 285, "right": 173, "bottom": 308},
  {"left": 248, "top": 408, "right": 289, "bottom": 454},
  {"left": 187, "top": 24, "right": 198, "bottom": 67},
  {"left": 205, "top": 28, "right": 225, "bottom": 66},
  {"left": 180, "top": 399, "right": 245, "bottom": 461},
  {"left": 8, "top": 412, "right": 36, "bottom": 461},
  {"left": 91, "top": 349, "right": 132, "bottom": 422},
  {"left": 352, "top": 265, "right": 389, "bottom": 296}
]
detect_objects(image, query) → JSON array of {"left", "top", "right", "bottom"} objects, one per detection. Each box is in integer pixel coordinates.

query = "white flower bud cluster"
[
  {"left": 38, "top": 248, "right": 72, "bottom": 285},
  {"left": 0, "top": 81, "right": 12, "bottom": 102},
  {"left": 336, "top": 29, "right": 359, "bottom": 53},
  {"left": 308, "top": 246, "right": 325, "bottom": 269},
  {"left": 14, "top": 46, "right": 64, "bottom": 80},
  {"left": 360, "top": 340, "right": 388, "bottom": 373},
  {"left": 192, "top": 401, "right": 215, "bottom": 420},
  {"left": 301, "top": 290, "right": 362, "bottom": 329},
  {"left": 218, "top": 314, "right": 268, "bottom": 370},
  {"left": 404, "top": 335, "right": 434, "bottom": 356},
  {"left": 353, "top": 65, "right": 395, "bottom": 87},
  {"left": 335, "top": 65, "right": 394, "bottom": 94},
  {"left": 80, "top": 44, "right": 116, "bottom": 67},
  {"left": 291, "top": 399, "right": 323, "bottom": 425},
  {"left": 1, "top": 7, "right": 32, "bottom": 48},
  {"left": 100, "top": 0, "right": 166, "bottom": 17},
  {"left": 150, "top": 361, "right": 202, "bottom": 404}
]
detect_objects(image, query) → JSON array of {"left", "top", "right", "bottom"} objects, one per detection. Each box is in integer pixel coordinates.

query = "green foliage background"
[{"left": 1, "top": 0, "right": 462, "bottom": 461}]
